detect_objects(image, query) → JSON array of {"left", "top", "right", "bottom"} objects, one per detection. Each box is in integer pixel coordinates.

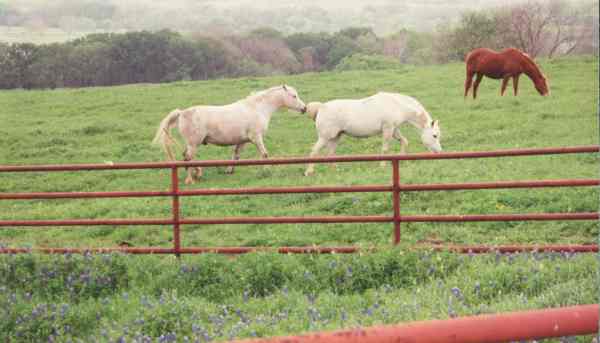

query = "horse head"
[
  {"left": 420, "top": 119, "right": 442, "bottom": 153},
  {"left": 280, "top": 85, "right": 307, "bottom": 113},
  {"left": 534, "top": 74, "right": 550, "bottom": 96}
]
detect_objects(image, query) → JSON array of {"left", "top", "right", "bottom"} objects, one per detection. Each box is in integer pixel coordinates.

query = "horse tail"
[{"left": 152, "top": 109, "right": 182, "bottom": 161}]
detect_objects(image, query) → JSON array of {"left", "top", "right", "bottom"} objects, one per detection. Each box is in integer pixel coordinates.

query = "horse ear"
[
  {"left": 433, "top": 120, "right": 439, "bottom": 128},
  {"left": 282, "top": 84, "right": 288, "bottom": 91}
]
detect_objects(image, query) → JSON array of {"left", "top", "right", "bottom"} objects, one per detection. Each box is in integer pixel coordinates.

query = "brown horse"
[{"left": 464, "top": 48, "right": 549, "bottom": 99}]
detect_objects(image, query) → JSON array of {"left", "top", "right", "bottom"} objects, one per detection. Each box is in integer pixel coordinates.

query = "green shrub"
[{"left": 335, "top": 54, "right": 406, "bottom": 71}]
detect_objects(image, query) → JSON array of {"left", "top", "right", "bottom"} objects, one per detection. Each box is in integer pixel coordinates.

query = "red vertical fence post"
[
  {"left": 392, "top": 159, "right": 401, "bottom": 245},
  {"left": 171, "top": 167, "right": 181, "bottom": 257}
]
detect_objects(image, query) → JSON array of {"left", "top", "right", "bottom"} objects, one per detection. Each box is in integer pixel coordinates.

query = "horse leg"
[
  {"left": 326, "top": 136, "right": 340, "bottom": 171},
  {"left": 252, "top": 134, "right": 269, "bottom": 159},
  {"left": 225, "top": 143, "right": 246, "bottom": 174},
  {"left": 464, "top": 70, "right": 474, "bottom": 98},
  {"left": 513, "top": 74, "right": 520, "bottom": 96},
  {"left": 183, "top": 144, "right": 199, "bottom": 184},
  {"left": 304, "top": 137, "right": 328, "bottom": 176},
  {"left": 380, "top": 126, "right": 394, "bottom": 167},
  {"left": 393, "top": 128, "right": 409, "bottom": 154},
  {"left": 500, "top": 77, "right": 510, "bottom": 96},
  {"left": 472, "top": 73, "right": 484, "bottom": 99}
]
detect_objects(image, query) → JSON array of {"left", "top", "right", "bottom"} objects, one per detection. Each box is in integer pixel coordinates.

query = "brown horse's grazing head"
[
  {"left": 519, "top": 51, "right": 550, "bottom": 96},
  {"left": 534, "top": 74, "right": 550, "bottom": 96}
]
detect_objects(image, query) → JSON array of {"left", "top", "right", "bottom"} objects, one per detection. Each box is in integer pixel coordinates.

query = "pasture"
[{"left": 0, "top": 56, "right": 598, "bottom": 341}]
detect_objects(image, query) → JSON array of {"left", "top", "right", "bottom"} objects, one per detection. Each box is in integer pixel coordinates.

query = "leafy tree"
[
  {"left": 326, "top": 34, "right": 361, "bottom": 69},
  {"left": 0, "top": 43, "right": 39, "bottom": 89},
  {"left": 448, "top": 11, "right": 498, "bottom": 61},
  {"left": 285, "top": 32, "right": 331, "bottom": 71}
]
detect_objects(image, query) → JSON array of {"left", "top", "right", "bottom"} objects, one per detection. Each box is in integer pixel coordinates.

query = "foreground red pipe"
[{"left": 229, "top": 304, "right": 598, "bottom": 343}]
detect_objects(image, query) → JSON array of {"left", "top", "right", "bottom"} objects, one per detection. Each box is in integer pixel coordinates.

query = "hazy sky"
[{"left": 2, "top": 0, "right": 597, "bottom": 43}]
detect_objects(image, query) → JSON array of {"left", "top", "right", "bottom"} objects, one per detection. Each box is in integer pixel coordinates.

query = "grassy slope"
[
  {"left": 0, "top": 56, "right": 597, "bottom": 249},
  {"left": 0, "top": 57, "right": 597, "bottom": 342}
]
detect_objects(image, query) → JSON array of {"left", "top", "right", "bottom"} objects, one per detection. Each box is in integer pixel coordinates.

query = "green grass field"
[{"left": 0, "top": 56, "right": 598, "bottom": 341}]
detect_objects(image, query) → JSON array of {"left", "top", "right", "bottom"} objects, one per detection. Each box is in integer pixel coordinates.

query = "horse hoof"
[
  {"left": 185, "top": 178, "right": 194, "bottom": 185},
  {"left": 304, "top": 170, "right": 314, "bottom": 177},
  {"left": 225, "top": 167, "right": 234, "bottom": 174}
]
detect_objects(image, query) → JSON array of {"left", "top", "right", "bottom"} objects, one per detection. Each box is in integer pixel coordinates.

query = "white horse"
[
  {"left": 303, "top": 92, "right": 442, "bottom": 176},
  {"left": 153, "top": 85, "right": 307, "bottom": 184}
]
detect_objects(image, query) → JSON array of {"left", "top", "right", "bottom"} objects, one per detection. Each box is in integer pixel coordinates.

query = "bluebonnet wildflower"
[
  {"left": 160, "top": 333, "right": 177, "bottom": 342},
  {"left": 451, "top": 287, "right": 464, "bottom": 302}
]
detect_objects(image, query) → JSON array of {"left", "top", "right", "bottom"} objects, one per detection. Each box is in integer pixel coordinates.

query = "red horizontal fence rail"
[
  {"left": 228, "top": 304, "right": 599, "bottom": 343},
  {"left": 0, "top": 145, "right": 598, "bottom": 254}
]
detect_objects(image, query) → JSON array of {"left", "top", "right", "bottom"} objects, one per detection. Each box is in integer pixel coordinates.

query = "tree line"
[{"left": 0, "top": 0, "right": 596, "bottom": 90}]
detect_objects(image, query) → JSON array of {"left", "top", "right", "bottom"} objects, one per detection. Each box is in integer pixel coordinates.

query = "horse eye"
[
  {"left": 433, "top": 135, "right": 438, "bottom": 139},
  {"left": 293, "top": 95, "right": 297, "bottom": 98}
]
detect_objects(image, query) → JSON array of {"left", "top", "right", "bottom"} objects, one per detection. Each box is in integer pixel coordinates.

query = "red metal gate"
[{"left": 0, "top": 145, "right": 598, "bottom": 254}]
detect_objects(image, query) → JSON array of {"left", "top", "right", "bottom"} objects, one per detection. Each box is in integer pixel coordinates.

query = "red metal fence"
[
  {"left": 228, "top": 304, "right": 599, "bottom": 343},
  {"left": 0, "top": 145, "right": 598, "bottom": 254}
]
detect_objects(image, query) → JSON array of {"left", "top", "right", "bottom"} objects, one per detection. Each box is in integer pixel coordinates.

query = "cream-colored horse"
[
  {"left": 304, "top": 92, "right": 442, "bottom": 176},
  {"left": 153, "top": 85, "right": 307, "bottom": 184}
]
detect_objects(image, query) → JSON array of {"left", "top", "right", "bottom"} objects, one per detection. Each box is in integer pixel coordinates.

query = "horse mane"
[
  {"left": 517, "top": 50, "right": 545, "bottom": 80},
  {"left": 245, "top": 86, "right": 283, "bottom": 102}
]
